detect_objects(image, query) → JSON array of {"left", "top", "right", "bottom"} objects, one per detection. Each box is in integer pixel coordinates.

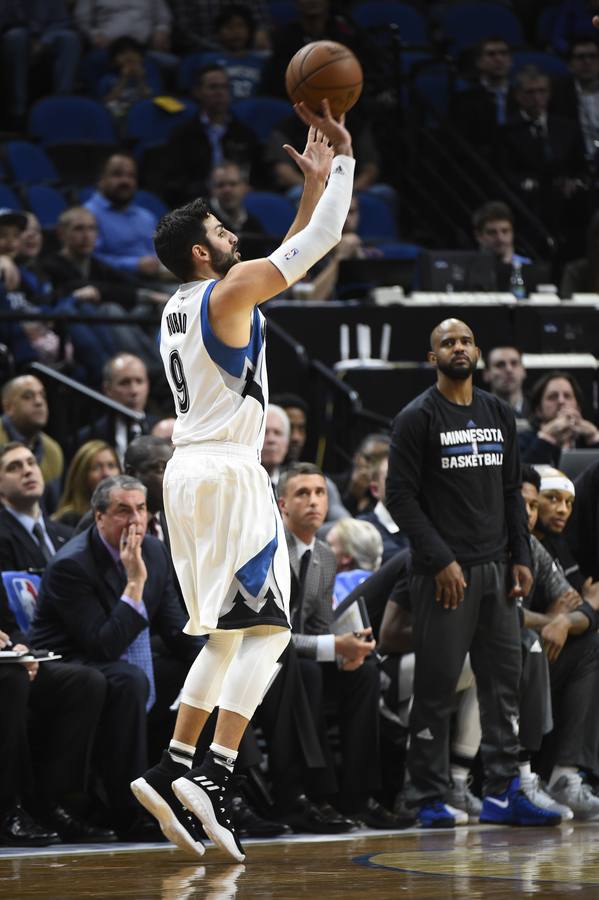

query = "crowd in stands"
[{"left": 3, "top": 0, "right": 599, "bottom": 849}]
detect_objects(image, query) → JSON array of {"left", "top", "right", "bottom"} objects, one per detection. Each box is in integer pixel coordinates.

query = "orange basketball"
[{"left": 285, "top": 41, "right": 363, "bottom": 118}]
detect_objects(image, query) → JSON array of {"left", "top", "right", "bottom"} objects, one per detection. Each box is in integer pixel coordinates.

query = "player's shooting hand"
[
  {"left": 120, "top": 524, "right": 147, "bottom": 586},
  {"left": 435, "top": 561, "right": 467, "bottom": 610},
  {"left": 283, "top": 125, "right": 334, "bottom": 183},
  {"left": 509, "top": 564, "right": 533, "bottom": 599},
  {"left": 293, "top": 99, "right": 353, "bottom": 157},
  {"left": 541, "top": 613, "right": 569, "bottom": 663}
]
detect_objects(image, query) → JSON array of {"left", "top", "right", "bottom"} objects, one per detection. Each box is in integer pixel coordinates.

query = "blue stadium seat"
[
  {"left": 28, "top": 96, "right": 117, "bottom": 146},
  {"left": 357, "top": 192, "right": 398, "bottom": 241},
  {"left": 25, "top": 185, "right": 68, "bottom": 228},
  {"left": 436, "top": 3, "right": 524, "bottom": 53},
  {"left": 269, "top": 1, "right": 296, "bottom": 26},
  {"left": 125, "top": 98, "right": 198, "bottom": 149},
  {"left": 232, "top": 96, "right": 293, "bottom": 142},
  {"left": 243, "top": 191, "right": 295, "bottom": 236},
  {"left": 134, "top": 189, "right": 167, "bottom": 220},
  {"left": 512, "top": 50, "right": 569, "bottom": 78},
  {"left": 0, "top": 184, "right": 23, "bottom": 210},
  {"left": 351, "top": 1, "right": 429, "bottom": 45},
  {"left": 5, "top": 140, "right": 59, "bottom": 186},
  {"left": 378, "top": 241, "right": 421, "bottom": 259}
]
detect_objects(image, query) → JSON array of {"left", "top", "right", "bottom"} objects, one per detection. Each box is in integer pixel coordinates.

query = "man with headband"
[{"left": 533, "top": 467, "right": 583, "bottom": 592}]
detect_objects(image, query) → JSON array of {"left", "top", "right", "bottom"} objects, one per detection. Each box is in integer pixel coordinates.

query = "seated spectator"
[
  {"left": 0, "top": 376, "right": 64, "bottom": 513},
  {"left": 15, "top": 211, "right": 116, "bottom": 389},
  {"left": 99, "top": 37, "right": 160, "bottom": 129},
  {"left": 28, "top": 474, "right": 202, "bottom": 839},
  {"left": 560, "top": 208, "right": 599, "bottom": 297},
  {"left": 522, "top": 464, "right": 599, "bottom": 819},
  {"left": 0, "top": 209, "right": 63, "bottom": 371},
  {"left": 162, "top": 64, "right": 266, "bottom": 207},
  {"left": 357, "top": 452, "right": 410, "bottom": 563},
  {"left": 53, "top": 440, "right": 121, "bottom": 528},
  {"left": 264, "top": 404, "right": 348, "bottom": 523},
  {"left": 497, "top": 66, "right": 587, "bottom": 245},
  {"left": 522, "top": 371, "right": 599, "bottom": 465},
  {"left": 325, "top": 517, "right": 383, "bottom": 608},
  {"left": 0, "top": 584, "right": 115, "bottom": 845},
  {"left": 270, "top": 392, "right": 309, "bottom": 464},
  {"left": 75, "top": 353, "right": 159, "bottom": 465},
  {"left": 123, "top": 435, "right": 172, "bottom": 544},
  {"left": 482, "top": 345, "right": 532, "bottom": 435},
  {"left": 85, "top": 153, "right": 173, "bottom": 282},
  {"left": 74, "top": 0, "right": 172, "bottom": 57},
  {"left": 41, "top": 206, "right": 167, "bottom": 382},
  {"left": 0, "top": 1, "right": 81, "bottom": 131},
  {"left": 189, "top": 5, "right": 269, "bottom": 101},
  {"left": 277, "top": 462, "right": 401, "bottom": 829},
  {"left": 0, "top": 441, "right": 73, "bottom": 571},
  {"left": 331, "top": 432, "right": 391, "bottom": 518},
  {"left": 472, "top": 200, "right": 532, "bottom": 276},
  {"left": 170, "top": 0, "right": 272, "bottom": 54},
  {"left": 451, "top": 36, "right": 516, "bottom": 153},
  {"left": 208, "top": 160, "right": 268, "bottom": 259},
  {"left": 551, "top": 38, "right": 599, "bottom": 165},
  {"left": 151, "top": 417, "right": 175, "bottom": 442}
]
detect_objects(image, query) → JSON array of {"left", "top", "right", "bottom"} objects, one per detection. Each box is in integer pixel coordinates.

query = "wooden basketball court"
[{"left": 2, "top": 823, "right": 599, "bottom": 898}]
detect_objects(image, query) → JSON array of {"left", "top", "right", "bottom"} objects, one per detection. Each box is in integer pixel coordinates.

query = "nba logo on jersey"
[{"left": 284, "top": 247, "right": 299, "bottom": 260}]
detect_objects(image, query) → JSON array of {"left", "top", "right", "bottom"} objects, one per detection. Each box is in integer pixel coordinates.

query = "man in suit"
[
  {"left": 277, "top": 462, "right": 401, "bottom": 829},
  {"left": 358, "top": 452, "right": 410, "bottom": 563},
  {"left": 75, "top": 353, "right": 158, "bottom": 465},
  {"left": 0, "top": 441, "right": 115, "bottom": 844},
  {"left": 0, "top": 442, "right": 73, "bottom": 572},
  {"left": 0, "top": 376, "right": 64, "bottom": 514},
  {"left": 28, "top": 474, "right": 201, "bottom": 838},
  {"left": 551, "top": 38, "right": 599, "bottom": 165}
]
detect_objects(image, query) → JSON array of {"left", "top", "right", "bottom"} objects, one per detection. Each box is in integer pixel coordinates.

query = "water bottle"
[{"left": 510, "top": 260, "right": 526, "bottom": 299}]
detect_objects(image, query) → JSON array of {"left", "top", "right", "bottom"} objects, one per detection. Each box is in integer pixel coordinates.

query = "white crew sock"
[
  {"left": 450, "top": 764, "right": 470, "bottom": 784},
  {"left": 168, "top": 739, "right": 196, "bottom": 769},
  {"left": 518, "top": 761, "right": 532, "bottom": 779},
  {"left": 210, "top": 741, "right": 238, "bottom": 773}
]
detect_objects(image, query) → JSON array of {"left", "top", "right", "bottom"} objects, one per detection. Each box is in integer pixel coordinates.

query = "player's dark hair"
[
  {"left": 521, "top": 464, "right": 541, "bottom": 491},
  {"left": 154, "top": 198, "right": 212, "bottom": 282}
]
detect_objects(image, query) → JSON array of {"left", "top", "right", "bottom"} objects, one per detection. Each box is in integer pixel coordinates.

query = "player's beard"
[
  {"left": 437, "top": 357, "right": 476, "bottom": 381},
  {"left": 207, "top": 240, "right": 240, "bottom": 277}
]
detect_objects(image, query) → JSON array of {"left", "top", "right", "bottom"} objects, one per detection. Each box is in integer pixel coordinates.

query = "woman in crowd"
[
  {"left": 53, "top": 440, "right": 121, "bottom": 527},
  {"left": 521, "top": 370, "right": 599, "bottom": 465}
]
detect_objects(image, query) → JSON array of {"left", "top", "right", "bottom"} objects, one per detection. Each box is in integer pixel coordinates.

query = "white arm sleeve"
[{"left": 267, "top": 154, "right": 356, "bottom": 286}]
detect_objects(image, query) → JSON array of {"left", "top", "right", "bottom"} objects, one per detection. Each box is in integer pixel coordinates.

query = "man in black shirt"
[{"left": 386, "top": 318, "right": 558, "bottom": 828}]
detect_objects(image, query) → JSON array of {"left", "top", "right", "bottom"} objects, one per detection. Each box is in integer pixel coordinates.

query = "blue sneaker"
[
  {"left": 417, "top": 801, "right": 468, "bottom": 828},
  {"left": 480, "top": 776, "right": 561, "bottom": 827}
]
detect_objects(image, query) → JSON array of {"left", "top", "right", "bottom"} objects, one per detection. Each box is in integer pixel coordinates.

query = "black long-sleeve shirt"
[{"left": 386, "top": 385, "right": 531, "bottom": 575}]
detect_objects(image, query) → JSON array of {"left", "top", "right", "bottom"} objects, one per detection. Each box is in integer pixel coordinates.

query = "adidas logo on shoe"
[{"left": 193, "top": 776, "right": 219, "bottom": 791}]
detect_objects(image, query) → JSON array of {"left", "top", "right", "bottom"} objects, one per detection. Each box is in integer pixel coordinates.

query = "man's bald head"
[
  {"left": 428, "top": 318, "right": 479, "bottom": 381},
  {"left": 1, "top": 375, "right": 48, "bottom": 434},
  {"left": 430, "top": 319, "right": 474, "bottom": 352}
]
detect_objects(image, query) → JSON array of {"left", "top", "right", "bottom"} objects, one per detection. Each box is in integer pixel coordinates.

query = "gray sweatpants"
[{"left": 406, "top": 561, "right": 521, "bottom": 807}]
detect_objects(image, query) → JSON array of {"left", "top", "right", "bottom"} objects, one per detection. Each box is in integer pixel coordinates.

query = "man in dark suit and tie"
[
  {"left": 0, "top": 442, "right": 73, "bottom": 572},
  {"left": 28, "top": 474, "right": 201, "bottom": 839},
  {"left": 277, "top": 462, "right": 402, "bottom": 830},
  {"left": 74, "top": 353, "right": 158, "bottom": 465}
]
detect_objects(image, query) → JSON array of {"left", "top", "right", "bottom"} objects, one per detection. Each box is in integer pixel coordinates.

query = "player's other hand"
[
  {"left": 435, "top": 561, "right": 467, "bottom": 610},
  {"left": 293, "top": 99, "right": 353, "bottom": 157},
  {"left": 509, "top": 564, "right": 533, "bottom": 599}
]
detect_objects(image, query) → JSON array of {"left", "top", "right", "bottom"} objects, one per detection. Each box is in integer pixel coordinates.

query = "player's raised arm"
[{"left": 209, "top": 100, "right": 354, "bottom": 344}]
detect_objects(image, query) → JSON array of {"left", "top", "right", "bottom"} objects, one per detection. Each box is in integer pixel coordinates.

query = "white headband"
[{"left": 540, "top": 475, "right": 575, "bottom": 497}]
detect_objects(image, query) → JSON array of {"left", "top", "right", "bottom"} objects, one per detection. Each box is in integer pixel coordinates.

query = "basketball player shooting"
[{"left": 130, "top": 100, "right": 355, "bottom": 862}]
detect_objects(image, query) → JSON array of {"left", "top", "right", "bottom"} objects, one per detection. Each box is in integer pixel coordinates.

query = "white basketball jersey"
[{"left": 160, "top": 278, "right": 268, "bottom": 450}]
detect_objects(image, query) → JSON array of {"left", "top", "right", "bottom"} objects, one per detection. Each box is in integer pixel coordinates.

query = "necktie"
[
  {"left": 495, "top": 90, "right": 506, "bottom": 126},
  {"left": 118, "top": 562, "right": 156, "bottom": 711},
  {"left": 292, "top": 549, "right": 311, "bottom": 630},
  {"left": 32, "top": 521, "right": 53, "bottom": 564}
]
